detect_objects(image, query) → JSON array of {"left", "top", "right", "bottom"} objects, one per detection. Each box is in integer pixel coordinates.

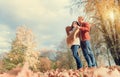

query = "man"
[{"left": 77, "top": 16, "right": 96, "bottom": 67}]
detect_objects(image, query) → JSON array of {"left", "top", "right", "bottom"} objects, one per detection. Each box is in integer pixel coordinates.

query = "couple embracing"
[{"left": 66, "top": 16, "right": 96, "bottom": 69}]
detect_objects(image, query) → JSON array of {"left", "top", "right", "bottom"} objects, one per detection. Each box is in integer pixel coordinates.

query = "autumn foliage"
[{"left": 0, "top": 63, "right": 120, "bottom": 77}]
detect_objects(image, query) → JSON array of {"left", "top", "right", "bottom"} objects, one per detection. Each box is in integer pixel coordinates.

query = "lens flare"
[{"left": 109, "top": 10, "right": 114, "bottom": 21}]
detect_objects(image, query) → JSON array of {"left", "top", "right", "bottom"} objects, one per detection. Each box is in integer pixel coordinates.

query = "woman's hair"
[{"left": 71, "top": 21, "right": 79, "bottom": 28}]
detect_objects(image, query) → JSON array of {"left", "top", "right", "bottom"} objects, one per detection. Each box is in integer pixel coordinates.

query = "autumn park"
[{"left": 0, "top": 0, "right": 120, "bottom": 77}]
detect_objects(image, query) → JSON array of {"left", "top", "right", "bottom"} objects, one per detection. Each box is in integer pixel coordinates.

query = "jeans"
[
  {"left": 81, "top": 40, "right": 96, "bottom": 67},
  {"left": 71, "top": 45, "right": 82, "bottom": 69}
]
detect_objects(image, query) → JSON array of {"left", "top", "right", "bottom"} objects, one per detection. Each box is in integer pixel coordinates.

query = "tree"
[
  {"left": 56, "top": 50, "right": 76, "bottom": 69},
  {"left": 71, "top": 0, "right": 120, "bottom": 65},
  {"left": 56, "top": 39, "right": 76, "bottom": 69},
  {"left": 3, "top": 26, "right": 40, "bottom": 71}
]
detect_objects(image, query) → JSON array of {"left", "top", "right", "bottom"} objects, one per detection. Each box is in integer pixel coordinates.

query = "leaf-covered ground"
[{"left": 0, "top": 63, "right": 120, "bottom": 77}]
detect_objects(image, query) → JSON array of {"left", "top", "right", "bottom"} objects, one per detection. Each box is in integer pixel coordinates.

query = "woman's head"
[{"left": 71, "top": 21, "right": 78, "bottom": 28}]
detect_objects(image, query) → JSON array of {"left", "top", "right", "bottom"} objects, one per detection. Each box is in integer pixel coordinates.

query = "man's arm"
[{"left": 79, "top": 23, "right": 90, "bottom": 32}]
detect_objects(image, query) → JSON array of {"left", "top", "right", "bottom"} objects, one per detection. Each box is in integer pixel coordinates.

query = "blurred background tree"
[
  {"left": 2, "top": 26, "right": 40, "bottom": 71},
  {"left": 55, "top": 39, "right": 76, "bottom": 69}
]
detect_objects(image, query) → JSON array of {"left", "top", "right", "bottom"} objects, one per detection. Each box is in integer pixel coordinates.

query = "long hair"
[{"left": 71, "top": 21, "right": 79, "bottom": 29}]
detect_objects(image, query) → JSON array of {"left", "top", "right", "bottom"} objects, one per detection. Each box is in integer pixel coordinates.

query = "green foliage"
[
  {"left": 2, "top": 42, "right": 26, "bottom": 71},
  {"left": 3, "top": 58, "right": 16, "bottom": 70},
  {"left": 51, "top": 62, "right": 58, "bottom": 70}
]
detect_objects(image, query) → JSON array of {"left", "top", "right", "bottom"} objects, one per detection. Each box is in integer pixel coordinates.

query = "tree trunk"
[
  {"left": 117, "top": 0, "right": 120, "bottom": 6},
  {"left": 109, "top": 48, "right": 120, "bottom": 65}
]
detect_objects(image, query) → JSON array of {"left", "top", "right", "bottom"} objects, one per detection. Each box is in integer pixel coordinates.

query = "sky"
[{"left": 0, "top": 0, "right": 83, "bottom": 53}]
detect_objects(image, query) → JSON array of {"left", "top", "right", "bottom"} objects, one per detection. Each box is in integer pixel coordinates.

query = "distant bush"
[{"left": 39, "top": 57, "right": 51, "bottom": 72}]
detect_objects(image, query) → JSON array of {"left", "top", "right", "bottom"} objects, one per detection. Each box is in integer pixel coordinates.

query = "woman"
[{"left": 65, "top": 21, "right": 82, "bottom": 69}]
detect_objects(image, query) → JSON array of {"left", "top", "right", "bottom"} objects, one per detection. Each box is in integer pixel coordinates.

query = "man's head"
[{"left": 78, "top": 16, "right": 84, "bottom": 23}]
